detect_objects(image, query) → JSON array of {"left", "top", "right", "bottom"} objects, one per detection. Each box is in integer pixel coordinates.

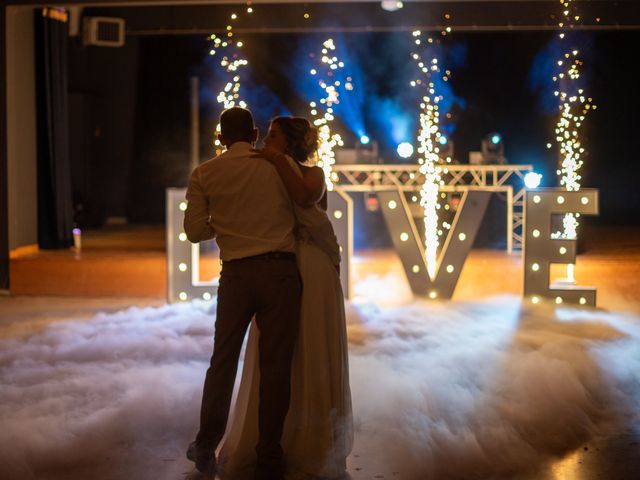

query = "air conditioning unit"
[{"left": 83, "top": 17, "right": 125, "bottom": 47}]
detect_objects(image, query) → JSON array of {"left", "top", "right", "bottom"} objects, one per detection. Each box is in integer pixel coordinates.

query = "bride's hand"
[{"left": 251, "top": 146, "right": 286, "bottom": 164}]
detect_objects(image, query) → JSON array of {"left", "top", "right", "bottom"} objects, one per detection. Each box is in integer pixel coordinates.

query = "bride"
[{"left": 217, "top": 116, "right": 353, "bottom": 479}]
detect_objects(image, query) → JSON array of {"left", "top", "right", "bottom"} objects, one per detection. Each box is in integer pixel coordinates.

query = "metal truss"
[{"left": 332, "top": 164, "right": 533, "bottom": 252}]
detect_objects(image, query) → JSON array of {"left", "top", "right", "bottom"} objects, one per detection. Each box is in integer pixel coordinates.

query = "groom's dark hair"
[{"left": 219, "top": 107, "right": 257, "bottom": 146}]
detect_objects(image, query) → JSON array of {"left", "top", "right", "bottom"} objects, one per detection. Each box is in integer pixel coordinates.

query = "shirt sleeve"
[{"left": 183, "top": 168, "right": 216, "bottom": 243}]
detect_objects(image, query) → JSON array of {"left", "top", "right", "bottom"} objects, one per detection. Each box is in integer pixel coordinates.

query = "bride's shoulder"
[{"left": 300, "top": 164, "right": 325, "bottom": 179}]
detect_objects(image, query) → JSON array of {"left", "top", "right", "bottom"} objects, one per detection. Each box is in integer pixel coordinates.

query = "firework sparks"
[
  {"left": 308, "top": 38, "right": 347, "bottom": 190},
  {"left": 410, "top": 20, "right": 453, "bottom": 280},
  {"left": 210, "top": 8, "right": 250, "bottom": 153},
  {"left": 552, "top": 0, "right": 596, "bottom": 241}
]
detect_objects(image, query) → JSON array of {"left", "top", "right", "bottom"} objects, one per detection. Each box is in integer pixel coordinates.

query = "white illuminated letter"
[
  {"left": 328, "top": 190, "right": 354, "bottom": 299},
  {"left": 378, "top": 190, "right": 491, "bottom": 299},
  {"left": 166, "top": 188, "right": 218, "bottom": 303},
  {"left": 523, "top": 188, "right": 599, "bottom": 306}
]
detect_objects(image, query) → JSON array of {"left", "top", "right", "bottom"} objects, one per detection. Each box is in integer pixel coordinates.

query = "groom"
[{"left": 183, "top": 107, "right": 302, "bottom": 480}]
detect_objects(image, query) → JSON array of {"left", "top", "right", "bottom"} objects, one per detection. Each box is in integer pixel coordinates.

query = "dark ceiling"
[{"left": 6, "top": 1, "right": 640, "bottom": 34}]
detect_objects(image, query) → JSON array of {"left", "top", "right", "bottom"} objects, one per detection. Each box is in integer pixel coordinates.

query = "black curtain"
[
  {"left": 1, "top": 6, "right": 9, "bottom": 289},
  {"left": 34, "top": 8, "right": 73, "bottom": 249}
]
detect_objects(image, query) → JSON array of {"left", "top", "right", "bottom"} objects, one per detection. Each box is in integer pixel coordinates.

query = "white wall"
[{"left": 6, "top": 6, "right": 38, "bottom": 250}]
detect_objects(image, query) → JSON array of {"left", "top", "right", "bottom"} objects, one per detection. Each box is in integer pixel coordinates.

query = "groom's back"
[{"left": 198, "top": 142, "right": 296, "bottom": 261}]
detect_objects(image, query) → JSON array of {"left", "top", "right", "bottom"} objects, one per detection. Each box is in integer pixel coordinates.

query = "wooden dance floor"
[{"left": 7, "top": 224, "right": 640, "bottom": 314}]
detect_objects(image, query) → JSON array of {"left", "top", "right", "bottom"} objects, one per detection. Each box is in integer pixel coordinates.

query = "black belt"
[{"left": 223, "top": 251, "right": 296, "bottom": 264}]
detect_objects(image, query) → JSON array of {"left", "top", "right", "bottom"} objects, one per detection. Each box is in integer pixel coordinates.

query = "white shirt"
[{"left": 183, "top": 142, "right": 296, "bottom": 261}]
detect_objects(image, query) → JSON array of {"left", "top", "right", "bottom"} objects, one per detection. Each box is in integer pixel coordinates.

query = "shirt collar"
[{"left": 227, "top": 141, "right": 253, "bottom": 151}]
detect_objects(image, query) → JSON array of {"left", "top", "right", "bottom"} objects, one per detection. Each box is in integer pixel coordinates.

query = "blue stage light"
[
  {"left": 524, "top": 172, "right": 542, "bottom": 189},
  {"left": 438, "top": 135, "right": 448, "bottom": 145},
  {"left": 397, "top": 142, "right": 414, "bottom": 158},
  {"left": 491, "top": 134, "right": 501, "bottom": 145},
  {"left": 360, "top": 135, "right": 370, "bottom": 145}
]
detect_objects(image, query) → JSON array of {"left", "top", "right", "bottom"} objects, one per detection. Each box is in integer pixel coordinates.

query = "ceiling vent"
[{"left": 83, "top": 17, "right": 125, "bottom": 47}]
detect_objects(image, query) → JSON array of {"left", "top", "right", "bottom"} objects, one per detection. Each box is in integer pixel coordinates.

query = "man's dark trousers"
[{"left": 195, "top": 254, "right": 302, "bottom": 471}]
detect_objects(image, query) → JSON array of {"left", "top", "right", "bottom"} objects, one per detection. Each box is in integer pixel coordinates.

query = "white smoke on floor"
[
  {"left": 0, "top": 302, "right": 215, "bottom": 480},
  {"left": 1, "top": 281, "right": 639, "bottom": 480},
  {"left": 346, "top": 294, "right": 639, "bottom": 479}
]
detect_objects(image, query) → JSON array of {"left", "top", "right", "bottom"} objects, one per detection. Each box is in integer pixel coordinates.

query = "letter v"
[{"left": 378, "top": 190, "right": 491, "bottom": 299}]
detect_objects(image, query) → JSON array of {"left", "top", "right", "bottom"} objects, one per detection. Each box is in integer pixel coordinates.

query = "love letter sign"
[{"left": 168, "top": 187, "right": 599, "bottom": 307}]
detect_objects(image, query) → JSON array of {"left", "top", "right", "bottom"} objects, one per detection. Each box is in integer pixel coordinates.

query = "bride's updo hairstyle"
[{"left": 272, "top": 116, "right": 320, "bottom": 164}]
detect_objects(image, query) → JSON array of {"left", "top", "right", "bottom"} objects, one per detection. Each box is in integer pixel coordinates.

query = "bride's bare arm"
[{"left": 255, "top": 147, "right": 325, "bottom": 207}]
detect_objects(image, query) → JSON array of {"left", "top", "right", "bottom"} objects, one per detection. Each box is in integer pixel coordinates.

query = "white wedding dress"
[{"left": 218, "top": 164, "right": 353, "bottom": 479}]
